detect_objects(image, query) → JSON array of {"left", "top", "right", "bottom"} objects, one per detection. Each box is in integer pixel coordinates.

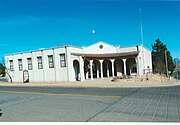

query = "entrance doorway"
[
  {"left": 23, "top": 70, "right": 29, "bottom": 83},
  {"left": 73, "top": 60, "right": 80, "bottom": 81}
]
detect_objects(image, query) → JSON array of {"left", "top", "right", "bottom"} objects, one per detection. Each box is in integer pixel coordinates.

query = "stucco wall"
[
  {"left": 67, "top": 46, "right": 83, "bottom": 81},
  {"left": 5, "top": 42, "right": 152, "bottom": 82},
  {"left": 83, "top": 42, "right": 117, "bottom": 54},
  {"left": 137, "top": 45, "right": 152, "bottom": 75},
  {"left": 119, "top": 46, "right": 138, "bottom": 53},
  {"left": 5, "top": 47, "right": 70, "bottom": 82}
]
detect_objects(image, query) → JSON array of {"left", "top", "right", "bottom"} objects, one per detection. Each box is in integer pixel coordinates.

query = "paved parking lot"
[
  {"left": 89, "top": 87, "right": 180, "bottom": 122},
  {"left": 0, "top": 85, "right": 180, "bottom": 122}
]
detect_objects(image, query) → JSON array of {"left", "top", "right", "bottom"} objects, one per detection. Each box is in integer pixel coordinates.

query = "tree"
[
  {"left": 152, "top": 39, "right": 175, "bottom": 75},
  {"left": 0, "top": 56, "right": 13, "bottom": 82},
  {"left": 0, "top": 63, "right": 5, "bottom": 77}
]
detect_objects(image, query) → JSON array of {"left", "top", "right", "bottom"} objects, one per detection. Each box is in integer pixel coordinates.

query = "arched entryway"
[
  {"left": 84, "top": 59, "right": 90, "bottom": 79},
  {"left": 23, "top": 69, "right": 29, "bottom": 83},
  {"left": 114, "top": 59, "right": 124, "bottom": 76},
  {"left": 103, "top": 59, "right": 112, "bottom": 77},
  {"left": 73, "top": 60, "right": 80, "bottom": 81},
  {"left": 93, "top": 60, "right": 100, "bottom": 78},
  {"left": 126, "top": 58, "right": 137, "bottom": 76}
]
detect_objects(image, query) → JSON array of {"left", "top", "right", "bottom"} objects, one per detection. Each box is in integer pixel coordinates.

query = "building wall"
[
  {"left": 83, "top": 42, "right": 117, "bottom": 54},
  {"left": 32, "top": 50, "right": 44, "bottom": 82},
  {"left": 118, "top": 46, "right": 138, "bottom": 53},
  {"left": 143, "top": 47, "right": 153, "bottom": 73},
  {"left": 5, "top": 42, "right": 152, "bottom": 82},
  {"left": 5, "top": 47, "right": 74, "bottom": 82},
  {"left": 55, "top": 47, "right": 69, "bottom": 82},
  {"left": 67, "top": 46, "right": 83, "bottom": 81},
  {"left": 137, "top": 45, "right": 152, "bottom": 75}
]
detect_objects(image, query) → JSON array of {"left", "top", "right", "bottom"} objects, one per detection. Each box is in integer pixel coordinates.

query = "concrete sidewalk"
[{"left": 0, "top": 78, "right": 179, "bottom": 88}]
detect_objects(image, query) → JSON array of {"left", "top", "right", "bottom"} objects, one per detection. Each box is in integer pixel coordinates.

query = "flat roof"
[
  {"left": 5, "top": 41, "right": 149, "bottom": 57},
  {"left": 5, "top": 45, "right": 82, "bottom": 56}
]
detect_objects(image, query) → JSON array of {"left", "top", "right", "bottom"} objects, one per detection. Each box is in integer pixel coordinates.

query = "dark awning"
[{"left": 71, "top": 51, "right": 139, "bottom": 58}]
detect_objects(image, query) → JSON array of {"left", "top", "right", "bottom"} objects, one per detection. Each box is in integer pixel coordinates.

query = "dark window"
[
  {"left": 99, "top": 44, "right": 103, "bottom": 49},
  {"left": 60, "top": 53, "right": 66, "bottom": 67},
  {"left": 18, "top": 59, "right": 23, "bottom": 71},
  {"left": 27, "top": 58, "right": 32, "bottom": 70},
  {"left": 48, "top": 55, "right": 54, "bottom": 68},
  {"left": 37, "top": 56, "right": 43, "bottom": 69},
  {"left": 9, "top": 60, "right": 14, "bottom": 71}
]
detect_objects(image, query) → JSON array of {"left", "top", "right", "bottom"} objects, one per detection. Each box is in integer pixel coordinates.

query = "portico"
[{"left": 72, "top": 51, "right": 139, "bottom": 81}]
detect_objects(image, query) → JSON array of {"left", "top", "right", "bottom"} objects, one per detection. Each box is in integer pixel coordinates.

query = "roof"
[
  {"left": 5, "top": 45, "right": 82, "bottom": 56},
  {"left": 85, "top": 41, "right": 116, "bottom": 48},
  {"left": 71, "top": 51, "right": 139, "bottom": 58}
]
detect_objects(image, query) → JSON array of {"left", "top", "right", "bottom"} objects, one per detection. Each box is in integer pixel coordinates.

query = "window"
[
  {"left": 60, "top": 53, "right": 66, "bottom": 67},
  {"left": 18, "top": 59, "right": 23, "bottom": 71},
  {"left": 27, "top": 58, "right": 32, "bottom": 70},
  {"left": 48, "top": 55, "right": 54, "bottom": 68},
  {"left": 99, "top": 44, "right": 103, "bottom": 49},
  {"left": 37, "top": 56, "right": 43, "bottom": 69},
  {"left": 9, "top": 60, "right": 14, "bottom": 71}
]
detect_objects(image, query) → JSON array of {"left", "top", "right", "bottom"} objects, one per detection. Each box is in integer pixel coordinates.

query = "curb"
[{"left": 0, "top": 82, "right": 180, "bottom": 88}]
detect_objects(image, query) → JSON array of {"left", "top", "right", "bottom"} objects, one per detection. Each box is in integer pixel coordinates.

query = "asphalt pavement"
[{"left": 0, "top": 85, "right": 180, "bottom": 122}]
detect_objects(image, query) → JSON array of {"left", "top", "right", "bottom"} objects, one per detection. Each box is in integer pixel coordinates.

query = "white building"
[{"left": 5, "top": 41, "right": 152, "bottom": 82}]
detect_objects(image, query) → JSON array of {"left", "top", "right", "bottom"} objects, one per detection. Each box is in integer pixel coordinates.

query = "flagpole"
[
  {"left": 139, "top": 9, "right": 145, "bottom": 74},
  {"left": 139, "top": 9, "right": 144, "bottom": 46}
]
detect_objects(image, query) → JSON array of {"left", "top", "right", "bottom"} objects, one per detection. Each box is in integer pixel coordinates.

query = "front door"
[{"left": 23, "top": 70, "right": 29, "bottom": 83}]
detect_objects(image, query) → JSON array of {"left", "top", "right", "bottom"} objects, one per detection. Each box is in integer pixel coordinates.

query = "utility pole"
[{"left": 165, "top": 50, "right": 169, "bottom": 77}]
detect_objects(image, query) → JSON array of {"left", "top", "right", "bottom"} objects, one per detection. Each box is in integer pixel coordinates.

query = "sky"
[{"left": 0, "top": 0, "right": 180, "bottom": 59}]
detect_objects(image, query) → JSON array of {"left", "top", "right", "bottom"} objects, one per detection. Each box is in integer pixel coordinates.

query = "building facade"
[{"left": 5, "top": 41, "right": 152, "bottom": 82}]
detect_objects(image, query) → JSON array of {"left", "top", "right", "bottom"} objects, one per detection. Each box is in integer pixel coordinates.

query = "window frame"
[
  {"left": 9, "top": 60, "right": 14, "bottom": 71},
  {"left": 48, "top": 55, "right": 54, "bottom": 68},
  {"left": 18, "top": 59, "right": 23, "bottom": 71},
  {"left": 27, "top": 58, "right": 33, "bottom": 70},
  {"left": 37, "top": 56, "right": 43, "bottom": 69},
  {"left": 60, "top": 53, "right": 66, "bottom": 67}
]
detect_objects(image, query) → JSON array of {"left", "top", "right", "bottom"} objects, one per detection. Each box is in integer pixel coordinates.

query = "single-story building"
[{"left": 5, "top": 41, "right": 152, "bottom": 82}]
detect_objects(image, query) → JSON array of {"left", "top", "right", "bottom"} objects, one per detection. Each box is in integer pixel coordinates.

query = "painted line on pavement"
[{"left": 0, "top": 90, "right": 120, "bottom": 99}]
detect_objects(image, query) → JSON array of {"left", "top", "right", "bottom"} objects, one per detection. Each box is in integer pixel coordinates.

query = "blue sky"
[{"left": 0, "top": 0, "right": 180, "bottom": 59}]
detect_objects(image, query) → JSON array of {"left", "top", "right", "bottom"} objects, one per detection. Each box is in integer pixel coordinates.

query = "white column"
[
  {"left": 41, "top": 50, "right": 46, "bottom": 82},
  {"left": 79, "top": 57, "right": 85, "bottom": 81},
  {"left": 53, "top": 48, "right": 57, "bottom": 82},
  {"left": 130, "top": 64, "right": 132, "bottom": 76},
  {"left": 99, "top": 60, "right": 104, "bottom": 79},
  {"left": 111, "top": 59, "right": 115, "bottom": 78},
  {"left": 135, "top": 57, "right": 139, "bottom": 77},
  {"left": 107, "top": 62, "right": 109, "bottom": 77},
  {"left": 86, "top": 72, "right": 89, "bottom": 79},
  {"left": 97, "top": 66, "right": 99, "bottom": 78},
  {"left": 90, "top": 60, "right": 93, "bottom": 80},
  {"left": 123, "top": 59, "right": 127, "bottom": 75}
]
